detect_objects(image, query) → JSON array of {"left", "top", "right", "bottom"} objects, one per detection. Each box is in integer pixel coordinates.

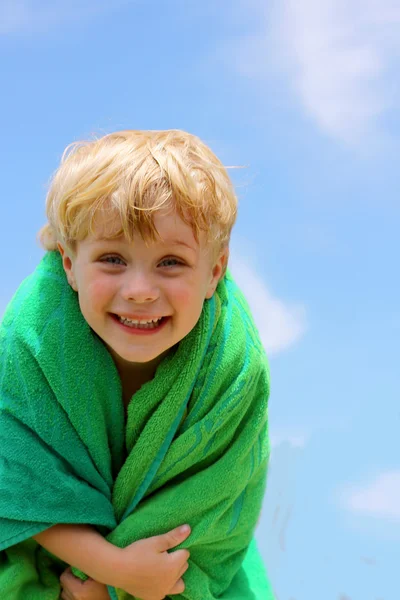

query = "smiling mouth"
[{"left": 113, "top": 314, "right": 167, "bottom": 330}]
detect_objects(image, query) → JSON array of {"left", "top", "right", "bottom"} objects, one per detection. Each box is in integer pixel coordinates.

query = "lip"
[{"left": 110, "top": 313, "right": 170, "bottom": 335}]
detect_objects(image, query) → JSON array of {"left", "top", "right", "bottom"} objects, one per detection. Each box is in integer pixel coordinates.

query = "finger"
[
  {"left": 156, "top": 525, "right": 191, "bottom": 552},
  {"left": 59, "top": 566, "right": 71, "bottom": 583},
  {"left": 178, "top": 562, "right": 189, "bottom": 578},
  {"left": 60, "top": 568, "right": 78, "bottom": 587},
  {"left": 168, "top": 577, "right": 185, "bottom": 596},
  {"left": 168, "top": 548, "right": 190, "bottom": 565},
  {"left": 60, "top": 583, "right": 75, "bottom": 598},
  {"left": 61, "top": 570, "right": 86, "bottom": 588}
]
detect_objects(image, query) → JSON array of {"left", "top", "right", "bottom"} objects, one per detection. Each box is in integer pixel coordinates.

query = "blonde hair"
[{"left": 38, "top": 129, "right": 238, "bottom": 254}]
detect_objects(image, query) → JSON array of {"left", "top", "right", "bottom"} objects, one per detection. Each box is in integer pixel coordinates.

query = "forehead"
[{"left": 89, "top": 207, "right": 203, "bottom": 248}]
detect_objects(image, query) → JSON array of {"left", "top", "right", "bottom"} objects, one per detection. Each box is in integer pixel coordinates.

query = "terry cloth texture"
[{"left": 0, "top": 251, "right": 274, "bottom": 600}]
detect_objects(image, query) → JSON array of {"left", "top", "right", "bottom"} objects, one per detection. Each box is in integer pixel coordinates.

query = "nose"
[{"left": 121, "top": 270, "right": 159, "bottom": 304}]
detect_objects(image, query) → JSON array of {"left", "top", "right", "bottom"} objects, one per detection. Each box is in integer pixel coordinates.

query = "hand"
[
  {"left": 60, "top": 567, "right": 111, "bottom": 600},
  {"left": 115, "top": 524, "right": 191, "bottom": 600}
]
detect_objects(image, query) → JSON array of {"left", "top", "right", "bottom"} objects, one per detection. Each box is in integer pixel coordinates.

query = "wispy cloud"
[
  {"left": 270, "top": 431, "right": 307, "bottom": 448},
  {"left": 0, "top": 0, "right": 123, "bottom": 35},
  {"left": 229, "top": 250, "right": 306, "bottom": 355},
  {"left": 228, "top": 0, "right": 400, "bottom": 146},
  {"left": 339, "top": 470, "right": 400, "bottom": 521}
]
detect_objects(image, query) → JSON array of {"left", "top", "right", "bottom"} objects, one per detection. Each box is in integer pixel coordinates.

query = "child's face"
[{"left": 58, "top": 209, "right": 227, "bottom": 369}]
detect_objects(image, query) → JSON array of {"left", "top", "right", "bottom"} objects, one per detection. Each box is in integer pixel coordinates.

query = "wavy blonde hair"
[{"left": 38, "top": 129, "right": 238, "bottom": 255}]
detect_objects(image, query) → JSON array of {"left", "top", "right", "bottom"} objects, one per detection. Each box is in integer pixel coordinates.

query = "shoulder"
[
  {"left": 0, "top": 252, "right": 73, "bottom": 355},
  {"left": 214, "top": 271, "right": 271, "bottom": 389},
  {"left": 223, "top": 271, "right": 268, "bottom": 359}
]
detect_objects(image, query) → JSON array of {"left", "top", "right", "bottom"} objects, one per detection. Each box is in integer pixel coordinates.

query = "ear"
[
  {"left": 205, "top": 247, "right": 229, "bottom": 299},
  {"left": 57, "top": 243, "right": 78, "bottom": 291}
]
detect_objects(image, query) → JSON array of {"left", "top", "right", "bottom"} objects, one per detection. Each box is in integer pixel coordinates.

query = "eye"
[
  {"left": 100, "top": 255, "right": 125, "bottom": 266},
  {"left": 159, "top": 257, "right": 183, "bottom": 268}
]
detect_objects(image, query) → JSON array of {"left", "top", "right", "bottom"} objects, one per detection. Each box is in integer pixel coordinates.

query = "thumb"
[{"left": 155, "top": 525, "right": 191, "bottom": 552}]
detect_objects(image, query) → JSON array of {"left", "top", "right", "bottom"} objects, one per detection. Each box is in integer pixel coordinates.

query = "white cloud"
[
  {"left": 230, "top": 0, "right": 400, "bottom": 146},
  {"left": 339, "top": 470, "right": 400, "bottom": 521},
  {"left": 228, "top": 251, "right": 306, "bottom": 355},
  {"left": 0, "top": 0, "right": 123, "bottom": 34}
]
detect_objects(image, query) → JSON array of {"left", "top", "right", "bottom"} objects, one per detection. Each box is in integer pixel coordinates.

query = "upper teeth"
[{"left": 119, "top": 316, "right": 162, "bottom": 325}]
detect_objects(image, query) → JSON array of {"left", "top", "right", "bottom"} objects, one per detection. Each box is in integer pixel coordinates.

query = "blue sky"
[{"left": 1, "top": 1, "right": 399, "bottom": 598}]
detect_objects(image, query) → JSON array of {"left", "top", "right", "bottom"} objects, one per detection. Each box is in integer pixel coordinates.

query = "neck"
[{"left": 107, "top": 346, "right": 172, "bottom": 386}]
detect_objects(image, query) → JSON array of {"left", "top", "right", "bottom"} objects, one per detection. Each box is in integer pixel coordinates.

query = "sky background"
[{"left": 1, "top": 1, "right": 399, "bottom": 599}]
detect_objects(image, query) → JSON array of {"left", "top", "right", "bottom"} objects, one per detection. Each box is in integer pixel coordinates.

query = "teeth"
[{"left": 117, "top": 315, "right": 163, "bottom": 328}]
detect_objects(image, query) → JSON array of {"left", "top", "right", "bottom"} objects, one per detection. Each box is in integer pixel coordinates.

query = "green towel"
[{"left": 0, "top": 251, "right": 274, "bottom": 600}]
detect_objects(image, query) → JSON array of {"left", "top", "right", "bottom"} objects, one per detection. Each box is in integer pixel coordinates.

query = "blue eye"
[
  {"left": 102, "top": 255, "right": 125, "bottom": 265},
  {"left": 159, "top": 258, "right": 182, "bottom": 268}
]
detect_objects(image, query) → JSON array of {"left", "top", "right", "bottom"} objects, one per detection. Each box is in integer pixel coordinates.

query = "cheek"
[
  {"left": 89, "top": 280, "right": 112, "bottom": 297},
  {"left": 77, "top": 277, "right": 115, "bottom": 310},
  {"left": 169, "top": 280, "right": 205, "bottom": 312},
  {"left": 172, "top": 287, "right": 193, "bottom": 305}
]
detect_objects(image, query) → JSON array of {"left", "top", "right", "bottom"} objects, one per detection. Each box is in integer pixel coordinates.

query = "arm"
[
  {"left": 33, "top": 524, "right": 122, "bottom": 587},
  {"left": 38, "top": 524, "right": 191, "bottom": 600}
]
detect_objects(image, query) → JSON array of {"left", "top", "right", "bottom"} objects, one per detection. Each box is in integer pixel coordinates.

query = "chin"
[
  {"left": 128, "top": 355, "right": 159, "bottom": 364},
  {"left": 117, "top": 349, "right": 166, "bottom": 364}
]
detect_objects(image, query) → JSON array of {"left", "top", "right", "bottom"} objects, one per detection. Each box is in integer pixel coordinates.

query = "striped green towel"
[{"left": 0, "top": 251, "right": 274, "bottom": 599}]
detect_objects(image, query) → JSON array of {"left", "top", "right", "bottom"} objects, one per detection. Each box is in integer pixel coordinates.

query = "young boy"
[{"left": 0, "top": 130, "right": 272, "bottom": 600}]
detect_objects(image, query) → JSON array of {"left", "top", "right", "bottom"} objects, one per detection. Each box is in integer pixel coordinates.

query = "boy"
[{"left": 0, "top": 130, "right": 272, "bottom": 600}]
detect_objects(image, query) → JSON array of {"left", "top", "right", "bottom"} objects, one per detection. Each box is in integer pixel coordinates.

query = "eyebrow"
[
  {"left": 93, "top": 237, "right": 197, "bottom": 253},
  {"left": 166, "top": 239, "right": 197, "bottom": 253}
]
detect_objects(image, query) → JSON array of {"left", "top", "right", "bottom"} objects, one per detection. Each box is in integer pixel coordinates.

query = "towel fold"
[{"left": 0, "top": 251, "right": 274, "bottom": 599}]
